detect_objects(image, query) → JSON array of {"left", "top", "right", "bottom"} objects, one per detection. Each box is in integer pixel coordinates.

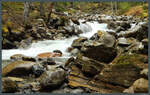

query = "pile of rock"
[{"left": 66, "top": 20, "right": 148, "bottom": 93}]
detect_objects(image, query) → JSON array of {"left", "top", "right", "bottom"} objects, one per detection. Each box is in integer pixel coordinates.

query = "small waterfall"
[
  {"left": 2, "top": 21, "right": 109, "bottom": 60},
  {"left": 2, "top": 16, "right": 139, "bottom": 60}
]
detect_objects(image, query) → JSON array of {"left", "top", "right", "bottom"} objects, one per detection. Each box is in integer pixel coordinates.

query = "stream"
[{"left": 2, "top": 20, "right": 111, "bottom": 60}]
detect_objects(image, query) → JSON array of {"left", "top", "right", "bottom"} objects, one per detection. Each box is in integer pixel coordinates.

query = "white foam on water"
[
  {"left": 2, "top": 16, "right": 140, "bottom": 60},
  {"left": 2, "top": 21, "right": 109, "bottom": 60}
]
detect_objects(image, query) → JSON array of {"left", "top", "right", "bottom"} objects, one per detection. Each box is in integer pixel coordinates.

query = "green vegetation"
[
  {"left": 2, "top": 2, "right": 148, "bottom": 33},
  {"left": 112, "top": 53, "right": 147, "bottom": 65}
]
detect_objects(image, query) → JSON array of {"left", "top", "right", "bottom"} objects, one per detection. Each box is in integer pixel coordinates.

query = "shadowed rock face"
[
  {"left": 75, "top": 56, "right": 105, "bottom": 76},
  {"left": 68, "top": 53, "right": 148, "bottom": 93},
  {"left": 38, "top": 66, "right": 66, "bottom": 90},
  {"left": 2, "top": 61, "right": 36, "bottom": 77},
  {"left": 82, "top": 45, "right": 117, "bottom": 63},
  {"left": 71, "top": 37, "right": 88, "bottom": 48},
  {"left": 2, "top": 77, "right": 19, "bottom": 93}
]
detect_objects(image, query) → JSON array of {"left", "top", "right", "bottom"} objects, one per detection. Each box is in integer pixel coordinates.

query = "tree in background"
[{"left": 24, "top": 2, "right": 31, "bottom": 26}]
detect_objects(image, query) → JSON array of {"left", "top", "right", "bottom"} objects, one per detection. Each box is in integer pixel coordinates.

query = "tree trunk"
[
  {"left": 111, "top": 2, "right": 114, "bottom": 15},
  {"left": 115, "top": 2, "right": 117, "bottom": 15},
  {"left": 46, "top": 3, "right": 54, "bottom": 26},
  {"left": 24, "top": 2, "right": 30, "bottom": 25},
  {"left": 40, "top": 2, "right": 45, "bottom": 18}
]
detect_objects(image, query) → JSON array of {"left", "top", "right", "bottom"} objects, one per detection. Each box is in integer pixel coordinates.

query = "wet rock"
[
  {"left": 97, "top": 30, "right": 116, "bottom": 47},
  {"left": 142, "top": 38, "right": 148, "bottom": 46},
  {"left": 67, "top": 47, "right": 74, "bottom": 52},
  {"left": 2, "top": 77, "right": 19, "bottom": 93},
  {"left": 65, "top": 57, "right": 75, "bottom": 68},
  {"left": 89, "top": 30, "right": 116, "bottom": 48},
  {"left": 123, "top": 86, "right": 134, "bottom": 93},
  {"left": 10, "top": 54, "right": 36, "bottom": 62},
  {"left": 107, "top": 21, "right": 131, "bottom": 31},
  {"left": 82, "top": 44, "right": 117, "bottom": 63},
  {"left": 18, "top": 37, "right": 33, "bottom": 49},
  {"left": 68, "top": 64, "right": 125, "bottom": 93},
  {"left": 140, "top": 68, "right": 148, "bottom": 79},
  {"left": 35, "top": 19, "right": 46, "bottom": 27},
  {"left": 140, "top": 38, "right": 148, "bottom": 54},
  {"left": 112, "top": 53, "right": 148, "bottom": 69},
  {"left": 71, "top": 88, "right": 84, "bottom": 93},
  {"left": 38, "top": 65, "right": 66, "bottom": 89},
  {"left": 124, "top": 78, "right": 148, "bottom": 93},
  {"left": 17, "top": 81, "right": 40, "bottom": 93},
  {"left": 10, "top": 54, "right": 25, "bottom": 61},
  {"left": 40, "top": 58, "right": 56, "bottom": 65},
  {"left": 118, "top": 22, "right": 148, "bottom": 41},
  {"left": 54, "top": 33, "right": 64, "bottom": 39},
  {"left": 22, "top": 56, "right": 36, "bottom": 62},
  {"left": 107, "top": 21, "right": 120, "bottom": 30},
  {"left": 72, "top": 37, "right": 88, "bottom": 48},
  {"left": 89, "top": 33, "right": 99, "bottom": 40},
  {"left": 2, "top": 61, "right": 36, "bottom": 77},
  {"left": 95, "top": 64, "right": 141, "bottom": 88},
  {"left": 120, "top": 22, "right": 131, "bottom": 30},
  {"left": 116, "top": 26, "right": 125, "bottom": 33},
  {"left": 36, "top": 52, "right": 62, "bottom": 59},
  {"left": 70, "top": 48, "right": 79, "bottom": 56},
  {"left": 53, "top": 50, "right": 62, "bottom": 55},
  {"left": 71, "top": 18, "right": 80, "bottom": 25},
  {"left": 132, "top": 78, "right": 148, "bottom": 93},
  {"left": 75, "top": 56, "right": 105, "bottom": 76},
  {"left": 93, "top": 53, "right": 147, "bottom": 88},
  {"left": 32, "top": 64, "right": 45, "bottom": 77},
  {"left": 118, "top": 37, "right": 145, "bottom": 54},
  {"left": 2, "top": 38, "right": 17, "bottom": 49},
  {"left": 118, "top": 37, "right": 130, "bottom": 46}
]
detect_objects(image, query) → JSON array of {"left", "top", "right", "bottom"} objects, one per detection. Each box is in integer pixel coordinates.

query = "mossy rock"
[
  {"left": 2, "top": 77, "right": 18, "bottom": 93},
  {"left": 94, "top": 53, "right": 148, "bottom": 87},
  {"left": 75, "top": 56, "right": 105, "bottom": 76},
  {"left": 112, "top": 53, "right": 148, "bottom": 69}
]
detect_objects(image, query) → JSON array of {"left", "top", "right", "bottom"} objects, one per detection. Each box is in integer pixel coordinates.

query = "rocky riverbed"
[{"left": 2, "top": 13, "right": 148, "bottom": 93}]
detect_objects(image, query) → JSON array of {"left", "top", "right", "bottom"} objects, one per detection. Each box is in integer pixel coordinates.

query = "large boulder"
[
  {"left": 71, "top": 37, "right": 88, "bottom": 48},
  {"left": 123, "top": 78, "right": 148, "bottom": 93},
  {"left": 2, "top": 61, "right": 36, "bottom": 77},
  {"left": 97, "top": 30, "right": 116, "bottom": 47},
  {"left": 68, "top": 61, "right": 124, "bottom": 93},
  {"left": 90, "top": 30, "right": 116, "bottom": 47},
  {"left": 82, "top": 44, "right": 117, "bottom": 63},
  {"left": 38, "top": 65, "right": 66, "bottom": 89},
  {"left": 94, "top": 53, "right": 148, "bottom": 88},
  {"left": 75, "top": 55, "right": 105, "bottom": 76},
  {"left": 95, "top": 63, "right": 141, "bottom": 88},
  {"left": 67, "top": 53, "right": 148, "bottom": 93},
  {"left": 132, "top": 78, "right": 148, "bottom": 93},
  {"left": 79, "top": 31, "right": 117, "bottom": 63},
  {"left": 2, "top": 77, "right": 19, "bottom": 93}
]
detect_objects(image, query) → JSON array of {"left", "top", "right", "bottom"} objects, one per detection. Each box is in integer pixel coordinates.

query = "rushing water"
[
  {"left": 2, "top": 20, "right": 110, "bottom": 60},
  {"left": 2, "top": 16, "right": 139, "bottom": 60}
]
